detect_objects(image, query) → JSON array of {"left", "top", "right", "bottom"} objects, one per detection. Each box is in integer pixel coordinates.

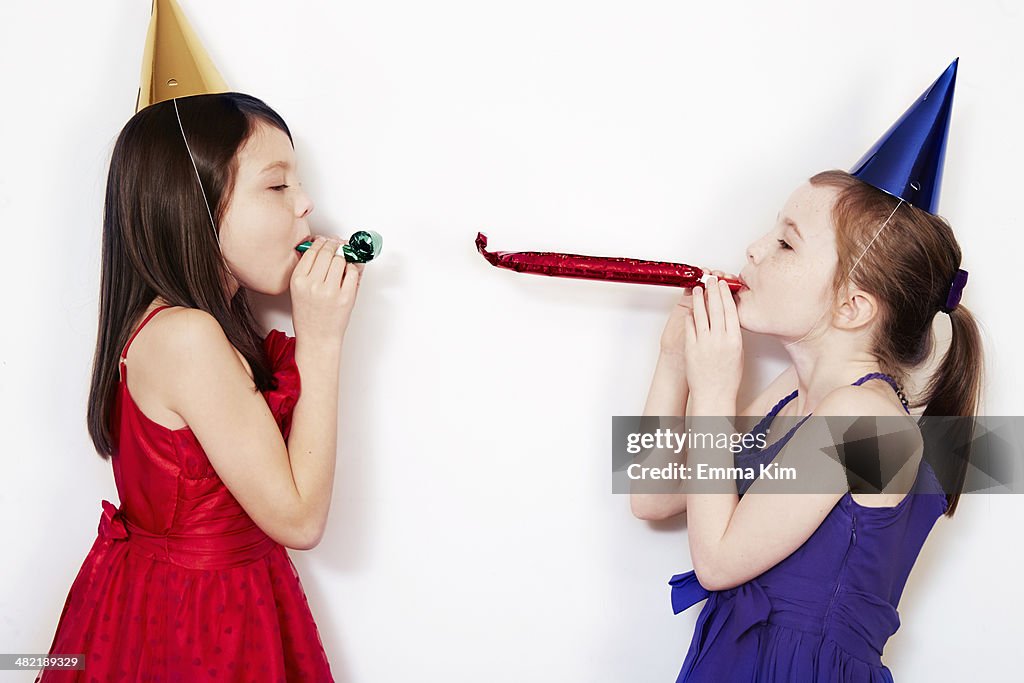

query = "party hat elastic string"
[{"left": 173, "top": 96, "right": 220, "bottom": 247}]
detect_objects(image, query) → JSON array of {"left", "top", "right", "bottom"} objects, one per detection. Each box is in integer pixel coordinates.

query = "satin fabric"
[{"left": 38, "top": 308, "right": 334, "bottom": 682}]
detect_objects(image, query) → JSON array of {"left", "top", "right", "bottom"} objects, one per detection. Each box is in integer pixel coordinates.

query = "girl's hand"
[
  {"left": 659, "top": 266, "right": 732, "bottom": 359},
  {"left": 683, "top": 275, "right": 744, "bottom": 405},
  {"left": 290, "top": 236, "right": 364, "bottom": 346}
]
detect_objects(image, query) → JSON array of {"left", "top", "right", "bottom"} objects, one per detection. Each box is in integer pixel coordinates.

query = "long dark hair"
[
  {"left": 87, "top": 93, "right": 293, "bottom": 458},
  {"left": 809, "top": 170, "right": 985, "bottom": 517}
]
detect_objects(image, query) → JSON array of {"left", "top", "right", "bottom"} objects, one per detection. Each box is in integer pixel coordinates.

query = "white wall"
[{"left": 2, "top": 1, "right": 1021, "bottom": 681}]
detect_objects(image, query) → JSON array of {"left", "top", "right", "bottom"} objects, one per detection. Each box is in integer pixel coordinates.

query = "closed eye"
[
  {"left": 777, "top": 238, "right": 792, "bottom": 250},
  {"left": 270, "top": 184, "right": 289, "bottom": 191}
]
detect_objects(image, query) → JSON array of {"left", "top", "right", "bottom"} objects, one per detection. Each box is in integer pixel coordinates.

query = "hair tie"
[{"left": 940, "top": 268, "right": 968, "bottom": 314}]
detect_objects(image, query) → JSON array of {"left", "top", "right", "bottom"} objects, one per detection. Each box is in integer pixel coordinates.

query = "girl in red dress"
[{"left": 37, "top": 91, "right": 360, "bottom": 681}]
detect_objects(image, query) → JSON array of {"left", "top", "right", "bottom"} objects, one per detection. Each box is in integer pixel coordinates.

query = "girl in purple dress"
[
  {"left": 630, "top": 61, "right": 982, "bottom": 683},
  {"left": 631, "top": 167, "right": 981, "bottom": 681}
]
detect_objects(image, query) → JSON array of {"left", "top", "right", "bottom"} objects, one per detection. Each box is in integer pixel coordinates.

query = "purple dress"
[{"left": 669, "top": 373, "right": 948, "bottom": 682}]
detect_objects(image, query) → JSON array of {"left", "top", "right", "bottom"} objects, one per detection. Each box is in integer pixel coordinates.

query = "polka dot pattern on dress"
[{"left": 37, "top": 326, "right": 332, "bottom": 682}]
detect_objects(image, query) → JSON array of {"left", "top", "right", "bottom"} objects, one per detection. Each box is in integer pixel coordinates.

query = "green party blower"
[{"left": 295, "top": 230, "right": 383, "bottom": 263}]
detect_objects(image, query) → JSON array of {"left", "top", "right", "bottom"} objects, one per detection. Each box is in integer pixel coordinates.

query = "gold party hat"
[{"left": 135, "top": 0, "right": 228, "bottom": 112}]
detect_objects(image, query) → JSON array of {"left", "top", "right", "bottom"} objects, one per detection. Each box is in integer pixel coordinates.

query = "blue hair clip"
[{"left": 941, "top": 268, "right": 968, "bottom": 314}]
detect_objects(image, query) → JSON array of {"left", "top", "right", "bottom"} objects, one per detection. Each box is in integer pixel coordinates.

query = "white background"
[{"left": 2, "top": 1, "right": 1022, "bottom": 681}]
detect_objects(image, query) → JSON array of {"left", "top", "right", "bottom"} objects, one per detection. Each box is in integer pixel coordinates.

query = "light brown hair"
[{"left": 809, "top": 169, "right": 984, "bottom": 516}]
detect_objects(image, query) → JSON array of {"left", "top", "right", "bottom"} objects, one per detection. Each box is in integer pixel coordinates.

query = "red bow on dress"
[{"left": 98, "top": 499, "right": 129, "bottom": 541}]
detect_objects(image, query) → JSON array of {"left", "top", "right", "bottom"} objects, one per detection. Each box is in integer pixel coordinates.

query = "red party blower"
[{"left": 475, "top": 233, "right": 745, "bottom": 292}]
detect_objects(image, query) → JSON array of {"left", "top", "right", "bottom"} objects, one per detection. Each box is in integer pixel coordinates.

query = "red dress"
[{"left": 38, "top": 306, "right": 335, "bottom": 682}]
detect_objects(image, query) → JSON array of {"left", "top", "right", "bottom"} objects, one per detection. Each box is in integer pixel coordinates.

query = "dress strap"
[
  {"left": 120, "top": 305, "right": 173, "bottom": 361},
  {"left": 852, "top": 372, "right": 910, "bottom": 414},
  {"left": 765, "top": 390, "right": 798, "bottom": 421},
  {"left": 751, "top": 389, "right": 799, "bottom": 436},
  {"left": 763, "top": 371, "right": 907, "bottom": 428}
]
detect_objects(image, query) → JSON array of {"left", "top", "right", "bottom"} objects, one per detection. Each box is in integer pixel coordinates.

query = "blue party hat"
[{"left": 850, "top": 59, "right": 958, "bottom": 215}]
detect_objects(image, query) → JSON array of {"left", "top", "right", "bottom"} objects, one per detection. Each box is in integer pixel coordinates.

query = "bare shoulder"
[
  {"left": 815, "top": 382, "right": 910, "bottom": 418},
  {"left": 127, "top": 307, "right": 254, "bottom": 426},
  {"left": 149, "top": 307, "right": 225, "bottom": 351},
  {"left": 122, "top": 308, "right": 229, "bottom": 430},
  {"left": 815, "top": 383, "right": 923, "bottom": 505},
  {"left": 816, "top": 382, "right": 923, "bottom": 455},
  {"left": 141, "top": 307, "right": 253, "bottom": 381}
]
